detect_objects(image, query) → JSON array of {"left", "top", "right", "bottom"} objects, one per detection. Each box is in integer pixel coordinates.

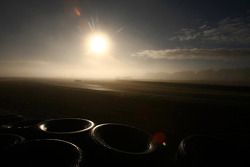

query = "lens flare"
[
  {"left": 152, "top": 132, "right": 167, "bottom": 145},
  {"left": 73, "top": 7, "right": 81, "bottom": 16}
]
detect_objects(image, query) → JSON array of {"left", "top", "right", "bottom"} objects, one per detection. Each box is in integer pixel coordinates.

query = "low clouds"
[
  {"left": 170, "top": 28, "right": 201, "bottom": 41},
  {"left": 134, "top": 13, "right": 250, "bottom": 61},
  {"left": 132, "top": 48, "right": 250, "bottom": 60},
  {"left": 170, "top": 14, "right": 250, "bottom": 45}
]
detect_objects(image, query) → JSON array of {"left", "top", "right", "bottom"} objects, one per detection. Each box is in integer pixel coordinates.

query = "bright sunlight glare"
[{"left": 88, "top": 33, "right": 110, "bottom": 55}]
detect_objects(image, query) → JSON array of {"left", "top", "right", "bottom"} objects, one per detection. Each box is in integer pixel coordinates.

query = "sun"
[{"left": 88, "top": 33, "right": 110, "bottom": 55}]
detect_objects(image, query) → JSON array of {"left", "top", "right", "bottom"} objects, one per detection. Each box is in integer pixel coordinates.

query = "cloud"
[
  {"left": 169, "top": 28, "right": 201, "bottom": 41},
  {"left": 170, "top": 14, "right": 250, "bottom": 45},
  {"left": 132, "top": 48, "right": 250, "bottom": 60}
]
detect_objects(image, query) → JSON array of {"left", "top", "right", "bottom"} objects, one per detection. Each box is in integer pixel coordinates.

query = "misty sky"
[{"left": 0, "top": 0, "right": 250, "bottom": 79}]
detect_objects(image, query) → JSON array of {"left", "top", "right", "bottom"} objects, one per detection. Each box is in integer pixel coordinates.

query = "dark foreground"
[{"left": 0, "top": 78, "right": 250, "bottom": 165}]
